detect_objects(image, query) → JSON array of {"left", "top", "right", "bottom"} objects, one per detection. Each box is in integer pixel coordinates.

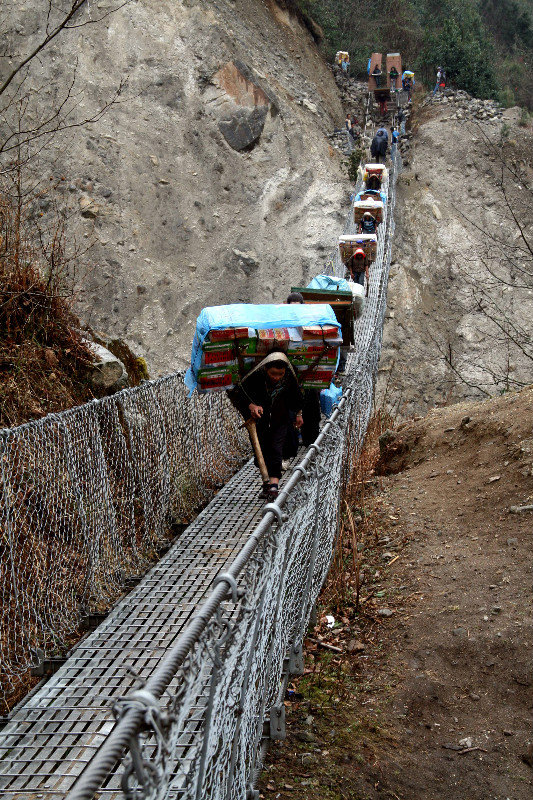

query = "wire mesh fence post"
[
  {"left": 223, "top": 582, "right": 268, "bottom": 800},
  {"left": 195, "top": 604, "right": 235, "bottom": 800},
  {"left": 288, "top": 459, "right": 326, "bottom": 677}
]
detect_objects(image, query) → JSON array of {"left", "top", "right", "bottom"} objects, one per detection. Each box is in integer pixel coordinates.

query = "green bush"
[
  {"left": 500, "top": 122, "right": 511, "bottom": 141},
  {"left": 343, "top": 150, "right": 364, "bottom": 183},
  {"left": 518, "top": 107, "right": 531, "bottom": 127},
  {"left": 497, "top": 87, "right": 516, "bottom": 108}
]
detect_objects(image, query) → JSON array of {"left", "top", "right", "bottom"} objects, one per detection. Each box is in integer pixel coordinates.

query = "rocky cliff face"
[
  {"left": 1, "top": 0, "right": 347, "bottom": 375},
  {"left": 378, "top": 92, "right": 533, "bottom": 416}
]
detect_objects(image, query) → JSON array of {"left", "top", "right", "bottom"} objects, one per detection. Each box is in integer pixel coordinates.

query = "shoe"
[
  {"left": 259, "top": 481, "right": 270, "bottom": 498},
  {"left": 267, "top": 484, "right": 279, "bottom": 500}
]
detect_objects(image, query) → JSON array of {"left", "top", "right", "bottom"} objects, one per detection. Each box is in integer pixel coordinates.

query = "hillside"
[
  {"left": 0, "top": 0, "right": 349, "bottom": 379},
  {"left": 377, "top": 90, "right": 533, "bottom": 416},
  {"left": 297, "top": 0, "right": 533, "bottom": 108},
  {"left": 263, "top": 386, "right": 533, "bottom": 798}
]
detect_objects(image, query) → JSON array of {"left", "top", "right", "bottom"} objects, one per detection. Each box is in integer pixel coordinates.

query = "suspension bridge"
[{"left": 0, "top": 97, "right": 400, "bottom": 799}]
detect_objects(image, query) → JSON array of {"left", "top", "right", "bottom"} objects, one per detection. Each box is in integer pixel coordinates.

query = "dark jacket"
[
  {"left": 346, "top": 254, "right": 367, "bottom": 276},
  {"left": 360, "top": 217, "right": 377, "bottom": 234},
  {"left": 228, "top": 365, "right": 303, "bottom": 431},
  {"left": 371, "top": 135, "right": 387, "bottom": 158}
]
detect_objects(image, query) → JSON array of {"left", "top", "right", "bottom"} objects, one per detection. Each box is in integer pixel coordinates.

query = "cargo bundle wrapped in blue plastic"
[
  {"left": 320, "top": 382, "right": 343, "bottom": 418},
  {"left": 185, "top": 303, "right": 342, "bottom": 394}
]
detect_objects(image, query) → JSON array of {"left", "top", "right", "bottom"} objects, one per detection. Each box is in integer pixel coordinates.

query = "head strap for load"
[{"left": 243, "top": 350, "right": 297, "bottom": 383}]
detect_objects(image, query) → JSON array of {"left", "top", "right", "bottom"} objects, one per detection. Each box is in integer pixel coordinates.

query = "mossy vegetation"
[{"left": 296, "top": 0, "right": 533, "bottom": 108}]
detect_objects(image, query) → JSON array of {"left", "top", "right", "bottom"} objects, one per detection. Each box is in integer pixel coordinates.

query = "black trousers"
[
  {"left": 283, "top": 388, "right": 322, "bottom": 455},
  {"left": 257, "top": 421, "right": 288, "bottom": 479},
  {"left": 301, "top": 388, "right": 321, "bottom": 446}
]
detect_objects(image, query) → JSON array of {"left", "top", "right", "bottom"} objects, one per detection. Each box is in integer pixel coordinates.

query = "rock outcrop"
[
  {"left": 1, "top": 0, "right": 347, "bottom": 377},
  {"left": 377, "top": 90, "right": 533, "bottom": 416},
  {"left": 212, "top": 60, "right": 279, "bottom": 151}
]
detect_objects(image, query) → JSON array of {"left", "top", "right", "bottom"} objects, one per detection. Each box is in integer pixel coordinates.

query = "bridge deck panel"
[{"left": 0, "top": 461, "right": 285, "bottom": 796}]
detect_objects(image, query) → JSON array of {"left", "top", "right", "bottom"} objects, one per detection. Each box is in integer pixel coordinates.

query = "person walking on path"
[
  {"left": 360, "top": 212, "right": 377, "bottom": 234},
  {"left": 346, "top": 249, "right": 369, "bottom": 289},
  {"left": 371, "top": 128, "right": 388, "bottom": 163},
  {"left": 397, "top": 106, "right": 406, "bottom": 135},
  {"left": 389, "top": 65, "right": 399, "bottom": 92},
  {"left": 345, "top": 113, "right": 357, "bottom": 140},
  {"left": 229, "top": 352, "right": 303, "bottom": 500},
  {"left": 433, "top": 67, "right": 446, "bottom": 95},
  {"left": 390, "top": 125, "right": 399, "bottom": 158}
]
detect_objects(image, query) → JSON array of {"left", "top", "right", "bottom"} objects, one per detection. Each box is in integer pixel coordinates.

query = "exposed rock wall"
[
  {"left": 1, "top": 0, "right": 347, "bottom": 375},
  {"left": 378, "top": 93, "right": 533, "bottom": 417}
]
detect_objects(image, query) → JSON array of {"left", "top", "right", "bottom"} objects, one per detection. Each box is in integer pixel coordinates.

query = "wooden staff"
[{"left": 244, "top": 418, "right": 269, "bottom": 484}]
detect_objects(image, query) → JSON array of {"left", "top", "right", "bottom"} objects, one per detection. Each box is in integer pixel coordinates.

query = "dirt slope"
[
  {"left": 262, "top": 386, "right": 533, "bottom": 799},
  {"left": 1, "top": 0, "right": 347, "bottom": 376},
  {"left": 378, "top": 93, "right": 533, "bottom": 417}
]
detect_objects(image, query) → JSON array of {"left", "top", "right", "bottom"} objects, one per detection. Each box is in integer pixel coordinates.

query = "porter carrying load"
[
  {"left": 339, "top": 234, "right": 378, "bottom": 264},
  {"left": 363, "top": 163, "right": 388, "bottom": 184},
  {"left": 369, "top": 53, "right": 383, "bottom": 90},
  {"left": 353, "top": 199, "right": 384, "bottom": 225},
  {"left": 386, "top": 53, "right": 402, "bottom": 92}
]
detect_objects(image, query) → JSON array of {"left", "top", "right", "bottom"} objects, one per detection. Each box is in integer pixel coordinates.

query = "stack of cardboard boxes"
[{"left": 197, "top": 324, "right": 341, "bottom": 392}]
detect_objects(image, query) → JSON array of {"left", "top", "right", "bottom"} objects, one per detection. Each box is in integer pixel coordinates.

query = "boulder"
[
  {"left": 86, "top": 341, "right": 128, "bottom": 390},
  {"left": 231, "top": 248, "right": 260, "bottom": 275},
  {"left": 213, "top": 61, "right": 279, "bottom": 151},
  {"left": 79, "top": 194, "right": 100, "bottom": 218},
  {"left": 219, "top": 106, "right": 269, "bottom": 151},
  {"left": 301, "top": 98, "right": 318, "bottom": 114}
]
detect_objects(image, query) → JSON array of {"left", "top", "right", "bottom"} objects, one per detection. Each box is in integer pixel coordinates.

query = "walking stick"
[{"left": 244, "top": 418, "right": 270, "bottom": 484}]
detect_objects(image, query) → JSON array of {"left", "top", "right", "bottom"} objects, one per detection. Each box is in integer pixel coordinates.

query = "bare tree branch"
[{"left": 0, "top": 1, "right": 88, "bottom": 98}]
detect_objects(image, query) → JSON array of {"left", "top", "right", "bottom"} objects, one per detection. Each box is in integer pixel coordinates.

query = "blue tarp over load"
[
  {"left": 185, "top": 303, "right": 342, "bottom": 394},
  {"left": 354, "top": 189, "right": 387, "bottom": 205},
  {"left": 307, "top": 275, "right": 351, "bottom": 292}
]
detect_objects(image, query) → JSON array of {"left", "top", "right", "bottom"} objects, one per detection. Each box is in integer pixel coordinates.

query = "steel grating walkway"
[
  {"left": 0, "top": 458, "right": 290, "bottom": 798},
  {"left": 0, "top": 112, "right": 399, "bottom": 798}
]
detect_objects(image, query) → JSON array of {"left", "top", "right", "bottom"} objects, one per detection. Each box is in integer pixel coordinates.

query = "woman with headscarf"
[{"left": 228, "top": 352, "right": 303, "bottom": 499}]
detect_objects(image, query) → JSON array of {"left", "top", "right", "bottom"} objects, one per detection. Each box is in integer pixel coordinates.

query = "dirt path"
[{"left": 261, "top": 388, "right": 533, "bottom": 799}]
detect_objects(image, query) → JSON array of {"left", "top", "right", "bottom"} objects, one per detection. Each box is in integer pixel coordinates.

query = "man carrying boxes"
[
  {"left": 339, "top": 234, "right": 378, "bottom": 297},
  {"left": 184, "top": 304, "right": 342, "bottom": 499},
  {"left": 229, "top": 352, "right": 303, "bottom": 499},
  {"left": 345, "top": 249, "right": 369, "bottom": 289}
]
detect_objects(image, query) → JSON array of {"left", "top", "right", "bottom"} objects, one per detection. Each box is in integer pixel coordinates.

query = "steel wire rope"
[
  {"left": 0, "top": 82, "right": 402, "bottom": 800},
  {"left": 65, "top": 91, "right": 402, "bottom": 800}
]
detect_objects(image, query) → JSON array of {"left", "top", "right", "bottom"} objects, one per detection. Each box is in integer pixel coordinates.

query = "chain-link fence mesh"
[
  {"left": 0, "top": 79, "right": 400, "bottom": 798},
  {"left": 67, "top": 132, "right": 402, "bottom": 800},
  {"left": 0, "top": 379, "right": 250, "bottom": 701}
]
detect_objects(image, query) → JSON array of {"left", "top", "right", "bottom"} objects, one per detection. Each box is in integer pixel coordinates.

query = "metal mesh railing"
[
  {"left": 0, "top": 378, "right": 250, "bottom": 701},
  {"left": 67, "top": 134, "right": 401, "bottom": 800}
]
